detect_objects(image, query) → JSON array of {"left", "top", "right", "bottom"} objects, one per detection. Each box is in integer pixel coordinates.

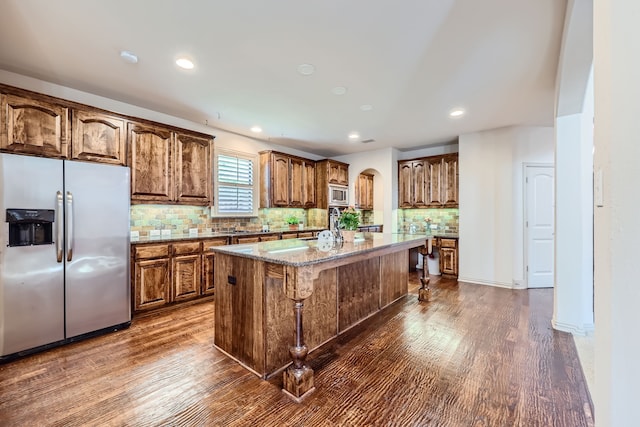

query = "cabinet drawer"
[
  {"left": 297, "top": 232, "right": 313, "bottom": 238},
  {"left": 439, "top": 238, "right": 457, "bottom": 248},
  {"left": 172, "top": 241, "right": 201, "bottom": 255},
  {"left": 281, "top": 232, "right": 298, "bottom": 240},
  {"left": 202, "top": 238, "right": 228, "bottom": 250},
  {"left": 135, "top": 244, "right": 170, "bottom": 260},
  {"left": 260, "top": 234, "right": 279, "bottom": 241}
]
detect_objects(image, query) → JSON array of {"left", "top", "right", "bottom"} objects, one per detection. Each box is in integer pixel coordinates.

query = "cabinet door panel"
[
  {"left": 303, "top": 161, "right": 316, "bottom": 207},
  {"left": 442, "top": 155, "right": 458, "bottom": 206},
  {"left": 289, "top": 157, "right": 304, "bottom": 207},
  {"left": 1, "top": 93, "right": 69, "bottom": 158},
  {"left": 72, "top": 110, "right": 126, "bottom": 165},
  {"left": 398, "top": 162, "right": 413, "bottom": 208},
  {"left": 135, "top": 258, "right": 170, "bottom": 311},
  {"left": 272, "top": 154, "right": 290, "bottom": 206},
  {"left": 440, "top": 247, "right": 457, "bottom": 276},
  {"left": 427, "top": 158, "right": 443, "bottom": 206},
  {"left": 412, "top": 161, "right": 427, "bottom": 207},
  {"left": 173, "top": 254, "right": 201, "bottom": 301},
  {"left": 175, "top": 132, "right": 212, "bottom": 205},
  {"left": 129, "top": 123, "right": 173, "bottom": 203}
]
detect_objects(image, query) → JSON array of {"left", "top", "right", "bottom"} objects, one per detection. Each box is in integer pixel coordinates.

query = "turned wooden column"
[
  {"left": 282, "top": 265, "right": 316, "bottom": 402},
  {"left": 418, "top": 240, "right": 432, "bottom": 302}
]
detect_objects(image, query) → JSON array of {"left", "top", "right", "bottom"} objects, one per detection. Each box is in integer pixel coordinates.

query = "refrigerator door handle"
[
  {"left": 56, "top": 191, "right": 64, "bottom": 262},
  {"left": 66, "top": 191, "right": 74, "bottom": 262}
]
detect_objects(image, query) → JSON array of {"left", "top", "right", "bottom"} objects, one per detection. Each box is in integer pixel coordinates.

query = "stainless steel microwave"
[{"left": 329, "top": 185, "right": 349, "bottom": 206}]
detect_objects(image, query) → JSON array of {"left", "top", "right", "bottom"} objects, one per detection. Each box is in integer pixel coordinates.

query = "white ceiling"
[{"left": 0, "top": 0, "right": 567, "bottom": 157}]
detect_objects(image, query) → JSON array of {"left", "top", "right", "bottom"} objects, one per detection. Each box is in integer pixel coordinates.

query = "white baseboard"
[
  {"left": 552, "top": 319, "right": 595, "bottom": 336},
  {"left": 457, "top": 276, "right": 514, "bottom": 289}
]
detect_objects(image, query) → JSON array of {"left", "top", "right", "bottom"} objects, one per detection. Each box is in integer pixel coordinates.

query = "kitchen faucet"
[{"left": 330, "top": 207, "right": 342, "bottom": 241}]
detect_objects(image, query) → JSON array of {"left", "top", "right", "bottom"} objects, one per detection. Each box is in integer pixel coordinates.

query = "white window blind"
[{"left": 214, "top": 151, "right": 257, "bottom": 216}]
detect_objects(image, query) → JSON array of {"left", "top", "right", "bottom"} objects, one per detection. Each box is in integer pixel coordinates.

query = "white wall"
[
  {"left": 397, "top": 143, "right": 459, "bottom": 160},
  {"left": 333, "top": 147, "right": 399, "bottom": 232},
  {"left": 458, "top": 126, "right": 554, "bottom": 288},
  {"left": 594, "top": 0, "right": 640, "bottom": 425},
  {"left": 553, "top": 67, "right": 594, "bottom": 336},
  {"left": 0, "top": 69, "right": 323, "bottom": 162}
]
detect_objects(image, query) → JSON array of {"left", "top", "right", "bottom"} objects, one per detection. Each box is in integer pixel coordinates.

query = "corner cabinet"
[
  {"left": 0, "top": 92, "right": 70, "bottom": 158},
  {"left": 398, "top": 153, "right": 458, "bottom": 208},
  {"left": 259, "top": 151, "right": 316, "bottom": 208},
  {"left": 129, "top": 122, "right": 213, "bottom": 206}
]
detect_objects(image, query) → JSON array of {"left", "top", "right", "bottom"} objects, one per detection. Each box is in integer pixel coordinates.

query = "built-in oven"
[{"left": 329, "top": 185, "right": 348, "bottom": 207}]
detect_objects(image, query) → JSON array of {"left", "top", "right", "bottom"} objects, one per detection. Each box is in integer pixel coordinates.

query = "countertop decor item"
[
  {"left": 338, "top": 206, "right": 360, "bottom": 231},
  {"left": 286, "top": 215, "right": 300, "bottom": 230}
]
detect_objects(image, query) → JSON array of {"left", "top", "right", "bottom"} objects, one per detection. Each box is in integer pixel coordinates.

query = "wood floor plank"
[{"left": 0, "top": 274, "right": 594, "bottom": 426}]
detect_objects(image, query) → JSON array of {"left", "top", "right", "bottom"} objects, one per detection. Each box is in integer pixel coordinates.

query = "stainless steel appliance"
[
  {"left": 328, "top": 184, "right": 348, "bottom": 207},
  {"left": 0, "top": 153, "right": 131, "bottom": 360}
]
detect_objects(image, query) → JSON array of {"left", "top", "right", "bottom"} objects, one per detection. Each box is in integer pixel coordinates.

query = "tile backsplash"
[
  {"left": 398, "top": 208, "right": 459, "bottom": 234},
  {"left": 130, "top": 205, "right": 328, "bottom": 237}
]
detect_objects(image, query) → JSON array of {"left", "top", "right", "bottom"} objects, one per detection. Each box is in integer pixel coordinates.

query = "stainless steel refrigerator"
[{"left": 0, "top": 153, "right": 131, "bottom": 360}]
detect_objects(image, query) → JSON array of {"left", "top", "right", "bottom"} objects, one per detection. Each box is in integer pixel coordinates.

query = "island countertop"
[{"left": 209, "top": 232, "right": 428, "bottom": 267}]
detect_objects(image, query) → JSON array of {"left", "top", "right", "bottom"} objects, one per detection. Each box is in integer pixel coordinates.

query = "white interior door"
[{"left": 526, "top": 165, "right": 555, "bottom": 288}]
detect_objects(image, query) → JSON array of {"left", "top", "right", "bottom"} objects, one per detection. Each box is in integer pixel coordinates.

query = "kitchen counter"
[
  {"left": 130, "top": 227, "right": 326, "bottom": 244},
  {"left": 212, "top": 232, "right": 426, "bottom": 401},
  {"left": 210, "top": 232, "right": 426, "bottom": 267}
]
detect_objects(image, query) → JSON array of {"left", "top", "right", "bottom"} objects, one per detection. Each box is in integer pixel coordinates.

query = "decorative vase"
[
  {"left": 342, "top": 230, "right": 356, "bottom": 242},
  {"left": 289, "top": 224, "right": 298, "bottom": 230}
]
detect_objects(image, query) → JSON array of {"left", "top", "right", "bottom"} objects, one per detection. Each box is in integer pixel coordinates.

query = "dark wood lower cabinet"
[
  {"left": 132, "top": 238, "right": 227, "bottom": 313},
  {"left": 438, "top": 237, "right": 458, "bottom": 278},
  {"left": 134, "top": 257, "right": 171, "bottom": 311}
]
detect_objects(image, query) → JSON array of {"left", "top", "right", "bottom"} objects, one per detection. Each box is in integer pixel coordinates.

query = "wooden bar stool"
[{"left": 418, "top": 238, "right": 433, "bottom": 302}]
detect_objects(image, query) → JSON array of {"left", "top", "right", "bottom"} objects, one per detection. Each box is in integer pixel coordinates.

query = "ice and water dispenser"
[{"left": 6, "top": 209, "right": 54, "bottom": 246}]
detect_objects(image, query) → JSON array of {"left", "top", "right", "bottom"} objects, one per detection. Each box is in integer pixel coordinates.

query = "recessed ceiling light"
[
  {"left": 449, "top": 108, "right": 465, "bottom": 118},
  {"left": 360, "top": 104, "right": 373, "bottom": 111},
  {"left": 250, "top": 126, "right": 262, "bottom": 133},
  {"left": 348, "top": 132, "right": 360, "bottom": 140},
  {"left": 331, "top": 86, "right": 347, "bottom": 95},
  {"left": 176, "top": 57, "right": 195, "bottom": 70},
  {"left": 120, "top": 50, "right": 138, "bottom": 64},
  {"left": 297, "top": 63, "right": 315, "bottom": 76}
]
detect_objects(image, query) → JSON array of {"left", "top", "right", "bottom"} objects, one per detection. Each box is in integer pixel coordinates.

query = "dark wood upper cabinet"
[
  {"left": 260, "top": 151, "right": 317, "bottom": 208},
  {"left": 316, "top": 159, "right": 350, "bottom": 209},
  {"left": 398, "top": 160, "right": 427, "bottom": 208},
  {"left": 129, "top": 122, "right": 174, "bottom": 203},
  {"left": 303, "top": 161, "right": 316, "bottom": 208},
  {"left": 175, "top": 132, "right": 212, "bottom": 206},
  {"left": 289, "top": 157, "right": 304, "bottom": 207},
  {"left": 72, "top": 109, "right": 126, "bottom": 165},
  {"left": 398, "top": 153, "right": 458, "bottom": 209},
  {"left": 0, "top": 92, "right": 70, "bottom": 158},
  {"left": 356, "top": 173, "right": 374, "bottom": 210},
  {"left": 129, "top": 123, "right": 213, "bottom": 206},
  {"left": 442, "top": 154, "right": 459, "bottom": 207}
]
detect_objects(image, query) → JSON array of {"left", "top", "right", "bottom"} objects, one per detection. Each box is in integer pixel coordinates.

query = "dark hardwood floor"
[{"left": 0, "top": 274, "right": 594, "bottom": 426}]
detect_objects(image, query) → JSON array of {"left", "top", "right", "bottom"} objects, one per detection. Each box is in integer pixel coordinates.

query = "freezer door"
[
  {"left": 0, "top": 154, "right": 65, "bottom": 356},
  {"left": 64, "top": 161, "right": 131, "bottom": 338}
]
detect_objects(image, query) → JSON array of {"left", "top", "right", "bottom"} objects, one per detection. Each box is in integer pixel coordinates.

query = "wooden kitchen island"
[{"left": 211, "top": 232, "right": 427, "bottom": 401}]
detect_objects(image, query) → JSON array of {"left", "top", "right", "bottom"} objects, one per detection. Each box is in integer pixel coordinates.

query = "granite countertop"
[
  {"left": 209, "top": 232, "right": 427, "bottom": 267},
  {"left": 131, "top": 227, "right": 327, "bottom": 244}
]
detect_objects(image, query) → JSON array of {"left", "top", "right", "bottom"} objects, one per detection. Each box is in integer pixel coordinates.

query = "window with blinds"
[{"left": 214, "top": 150, "right": 258, "bottom": 216}]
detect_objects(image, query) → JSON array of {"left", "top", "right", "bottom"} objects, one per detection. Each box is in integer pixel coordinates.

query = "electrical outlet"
[
  {"left": 161, "top": 229, "right": 171, "bottom": 238},
  {"left": 189, "top": 228, "right": 198, "bottom": 237},
  {"left": 130, "top": 231, "right": 140, "bottom": 240},
  {"left": 149, "top": 230, "right": 160, "bottom": 238}
]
